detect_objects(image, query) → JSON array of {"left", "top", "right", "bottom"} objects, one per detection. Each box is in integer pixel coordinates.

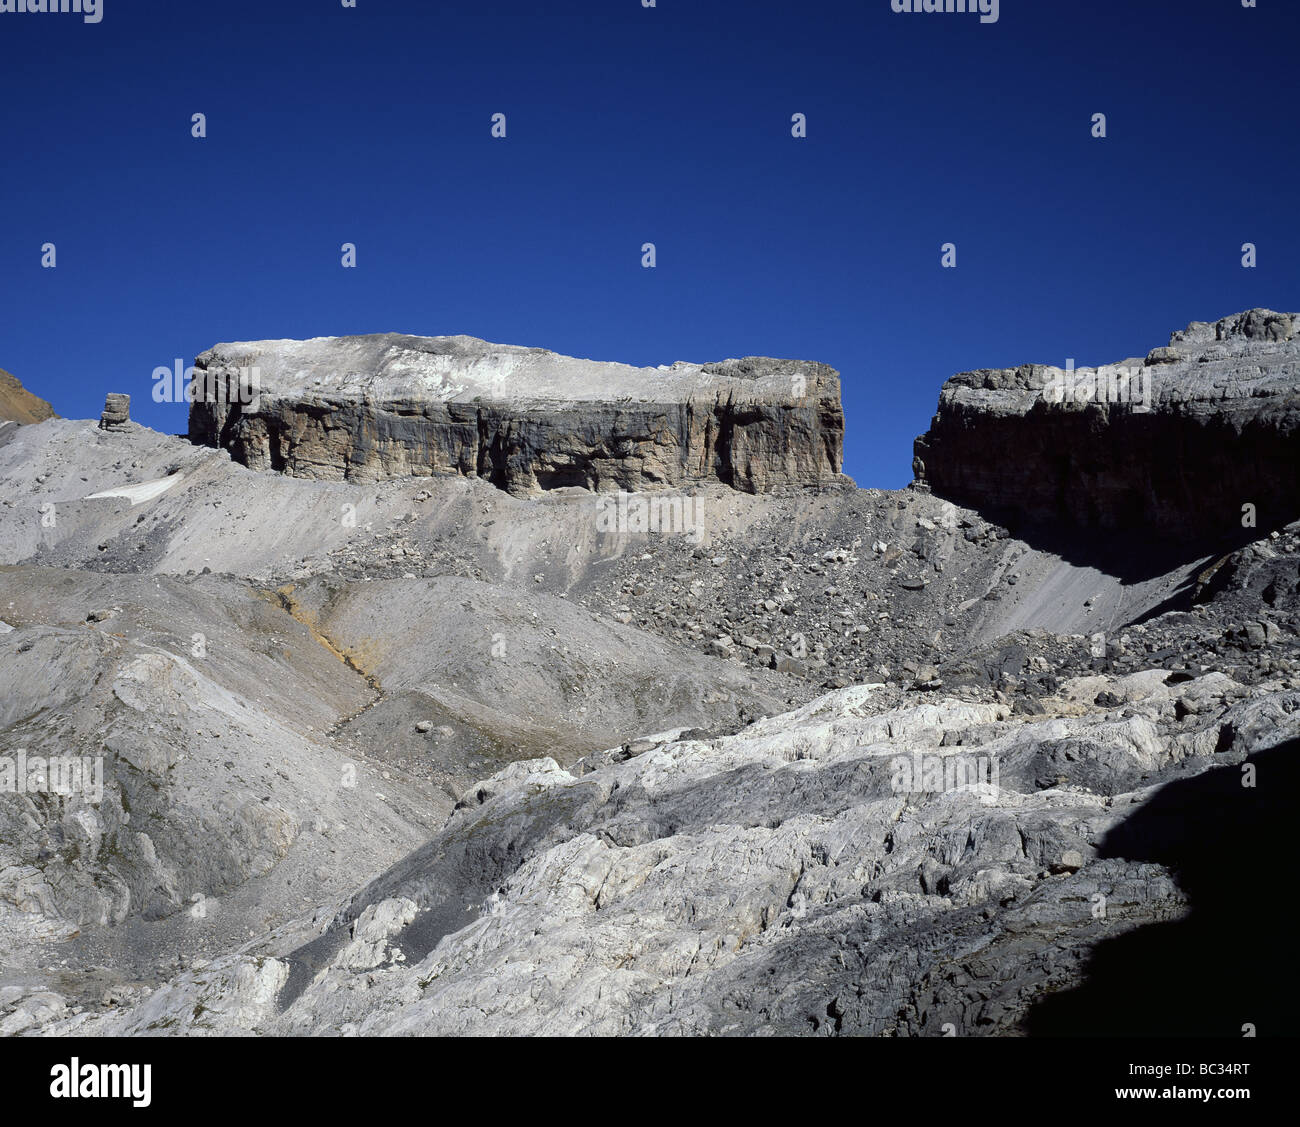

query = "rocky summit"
[
  {"left": 913, "top": 308, "right": 1300, "bottom": 544},
  {"left": 189, "top": 334, "right": 847, "bottom": 495},
  {"left": 0, "top": 311, "right": 1296, "bottom": 1038}
]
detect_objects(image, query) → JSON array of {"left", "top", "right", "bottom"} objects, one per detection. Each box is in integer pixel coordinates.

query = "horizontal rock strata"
[
  {"left": 98, "top": 393, "right": 130, "bottom": 430},
  {"left": 188, "top": 335, "right": 846, "bottom": 495},
  {"left": 912, "top": 309, "right": 1300, "bottom": 542}
]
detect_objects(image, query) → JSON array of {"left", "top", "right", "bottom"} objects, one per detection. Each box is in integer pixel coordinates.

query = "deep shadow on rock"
[
  {"left": 914, "top": 309, "right": 1300, "bottom": 560},
  {"left": 1024, "top": 738, "right": 1297, "bottom": 1037}
]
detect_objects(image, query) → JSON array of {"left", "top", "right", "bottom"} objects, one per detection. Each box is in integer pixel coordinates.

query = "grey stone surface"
[
  {"left": 98, "top": 393, "right": 130, "bottom": 430},
  {"left": 913, "top": 309, "right": 1300, "bottom": 541},
  {"left": 189, "top": 335, "right": 847, "bottom": 495},
  {"left": 1, "top": 310, "right": 1297, "bottom": 1037},
  {"left": 36, "top": 672, "right": 1299, "bottom": 1036}
]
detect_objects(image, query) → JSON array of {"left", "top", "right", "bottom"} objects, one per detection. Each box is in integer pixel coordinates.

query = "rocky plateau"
[{"left": 0, "top": 310, "right": 1295, "bottom": 1038}]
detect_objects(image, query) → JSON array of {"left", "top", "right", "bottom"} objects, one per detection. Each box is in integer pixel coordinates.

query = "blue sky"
[{"left": 1, "top": 0, "right": 1296, "bottom": 488}]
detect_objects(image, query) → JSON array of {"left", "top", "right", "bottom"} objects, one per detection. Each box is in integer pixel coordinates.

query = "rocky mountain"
[
  {"left": 0, "top": 369, "right": 56, "bottom": 426},
  {"left": 189, "top": 335, "right": 847, "bottom": 495},
  {"left": 913, "top": 309, "right": 1300, "bottom": 545},
  {"left": 0, "top": 311, "right": 1296, "bottom": 1037}
]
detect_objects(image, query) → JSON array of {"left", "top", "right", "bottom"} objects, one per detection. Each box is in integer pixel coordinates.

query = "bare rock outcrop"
[
  {"left": 4, "top": 308, "right": 1297, "bottom": 1039},
  {"left": 42, "top": 671, "right": 1299, "bottom": 1037},
  {"left": 187, "top": 335, "right": 846, "bottom": 495},
  {"left": 98, "top": 393, "right": 130, "bottom": 430},
  {"left": 912, "top": 309, "right": 1300, "bottom": 543}
]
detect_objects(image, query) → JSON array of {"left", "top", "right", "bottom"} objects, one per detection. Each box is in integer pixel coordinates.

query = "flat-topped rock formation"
[
  {"left": 188, "top": 334, "right": 847, "bottom": 495},
  {"left": 0, "top": 367, "right": 56, "bottom": 425},
  {"left": 912, "top": 309, "right": 1300, "bottom": 543},
  {"left": 98, "top": 392, "right": 130, "bottom": 430}
]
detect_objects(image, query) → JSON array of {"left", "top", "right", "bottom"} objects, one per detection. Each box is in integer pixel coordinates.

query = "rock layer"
[
  {"left": 98, "top": 393, "right": 130, "bottom": 430},
  {"left": 188, "top": 335, "right": 846, "bottom": 495},
  {"left": 912, "top": 309, "right": 1300, "bottom": 542}
]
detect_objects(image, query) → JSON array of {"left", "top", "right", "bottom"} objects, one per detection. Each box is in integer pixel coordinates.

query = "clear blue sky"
[{"left": 1, "top": 0, "right": 1296, "bottom": 488}]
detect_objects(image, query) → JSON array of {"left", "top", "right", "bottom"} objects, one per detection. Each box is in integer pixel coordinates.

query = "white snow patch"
[{"left": 85, "top": 475, "right": 181, "bottom": 506}]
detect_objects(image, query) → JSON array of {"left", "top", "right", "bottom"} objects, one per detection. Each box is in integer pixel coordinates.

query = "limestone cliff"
[
  {"left": 188, "top": 335, "right": 847, "bottom": 495},
  {"left": 912, "top": 309, "right": 1300, "bottom": 543}
]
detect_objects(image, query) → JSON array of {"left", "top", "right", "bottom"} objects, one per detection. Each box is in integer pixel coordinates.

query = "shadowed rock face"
[
  {"left": 7, "top": 311, "right": 1300, "bottom": 1038},
  {"left": 912, "top": 309, "right": 1300, "bottom": 544},
  {"left": 188, "top": 335, "right": 846, "bottom": 496}
]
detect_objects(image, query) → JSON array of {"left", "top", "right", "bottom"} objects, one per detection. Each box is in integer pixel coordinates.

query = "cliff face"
[
  {"left": 0, "top": 368, "right": 56, "bottom": 425},
  {"left": 912, "top": 309, "right": 1300, "bottom": 543},
  {"left": 188, "top": 335, "right": 846, "bottom": 495}
]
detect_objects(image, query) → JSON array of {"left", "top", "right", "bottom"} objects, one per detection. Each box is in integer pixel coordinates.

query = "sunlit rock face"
[
  {"left": 0, "top": 368, "right": 56, "bottom": 425},
  {"left": 189, "top": 335, "right": 847, "bottom": 496}
]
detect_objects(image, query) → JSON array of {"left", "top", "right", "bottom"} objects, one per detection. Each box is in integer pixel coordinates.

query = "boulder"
[{"left": 99, "top": 393, "right": 130, "bottom": 430}]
